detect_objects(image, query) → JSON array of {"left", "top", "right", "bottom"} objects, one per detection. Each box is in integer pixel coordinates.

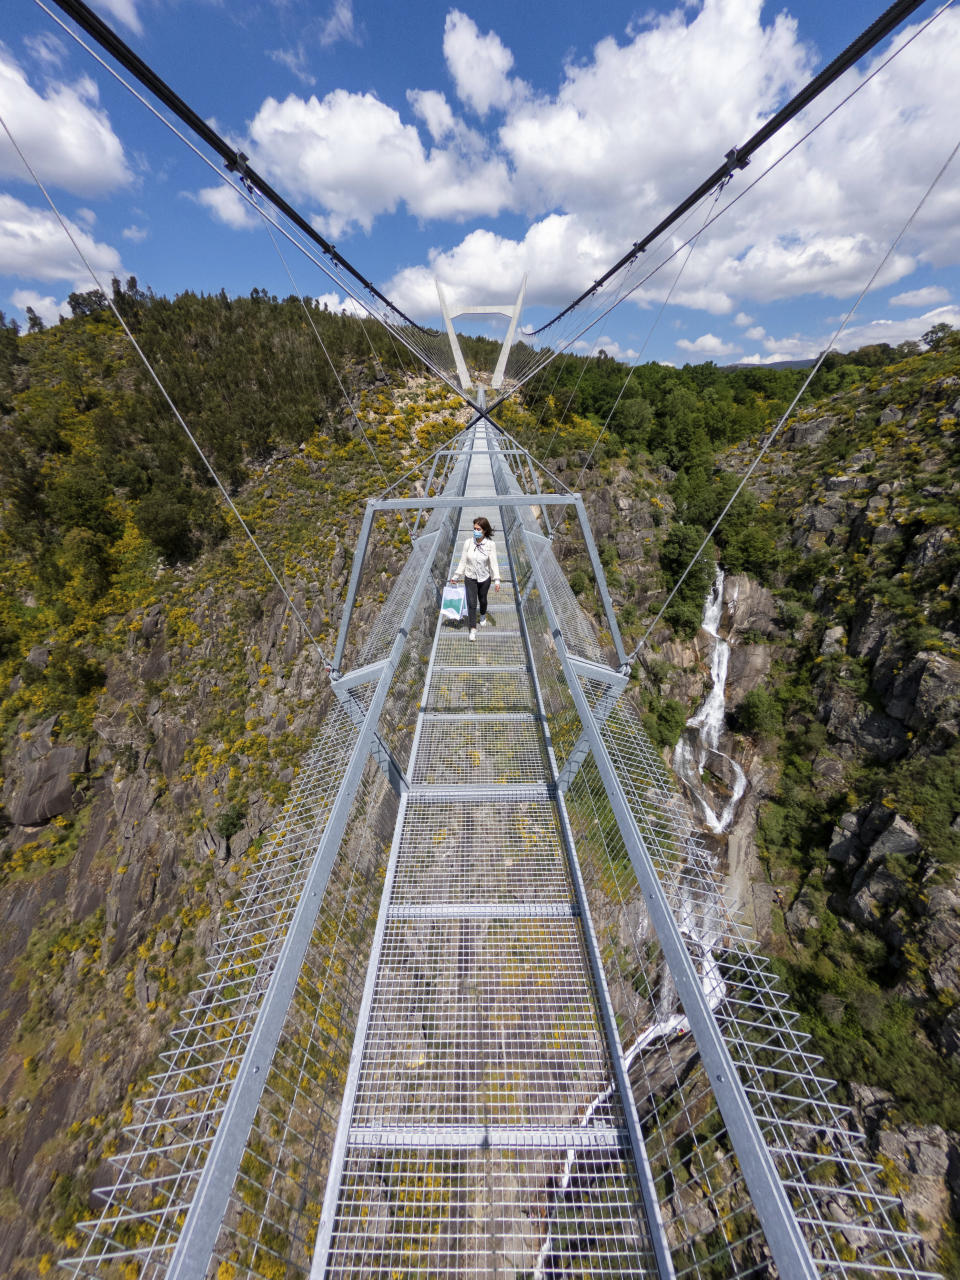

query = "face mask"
[{"left": 473, "top": 529, "right": 483, "bottom": 541}]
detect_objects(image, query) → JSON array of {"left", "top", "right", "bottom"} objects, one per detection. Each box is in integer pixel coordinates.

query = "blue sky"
[{"left": 2, "top": 0, "right": 960, "bottom": 366}]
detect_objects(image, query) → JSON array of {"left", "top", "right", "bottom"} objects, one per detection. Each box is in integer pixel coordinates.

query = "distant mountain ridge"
[{"left": 725, "top": 357, "right": 817, "bottom": 370}]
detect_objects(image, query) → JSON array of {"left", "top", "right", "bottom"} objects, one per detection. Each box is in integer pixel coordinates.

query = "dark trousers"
[{"left": 464, "top": 575, "right": 491, "bottom": 627}]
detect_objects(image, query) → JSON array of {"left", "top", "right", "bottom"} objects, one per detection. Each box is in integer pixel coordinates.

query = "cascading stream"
[{"left": 673, "top": 567, "right": 747, "bottom": 835}]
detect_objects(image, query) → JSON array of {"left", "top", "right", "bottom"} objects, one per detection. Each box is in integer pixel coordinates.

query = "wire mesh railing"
[
  {"left": 63, "top": 439, "right": 467, "bottom": 1280},
  {"left": 207, "top": 757, "right": 394, "bottom": 1280},
  {"left": 65, "top": 702, "right": 365, "bottom": 1278},
  {"left": 310, "top": 418, "right": 668, "bottom": 1279},
  {"left": 62, "top": 410, "right": 938, "bottom": 1280},
  {"left": 489, "top": 421, "right": 938, "bottom": 1280}
]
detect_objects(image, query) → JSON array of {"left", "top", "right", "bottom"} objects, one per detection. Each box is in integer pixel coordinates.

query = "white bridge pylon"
[{"left": 436, "top": 275, "right": 527, "bottom": 391}]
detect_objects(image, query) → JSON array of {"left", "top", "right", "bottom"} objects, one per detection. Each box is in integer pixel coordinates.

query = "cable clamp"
[
  {"left": 723, "top": 147, "right": 750, "bottom": 177},
  {"left": 226, "top": 150, "right": 256, "bottom": 194}
]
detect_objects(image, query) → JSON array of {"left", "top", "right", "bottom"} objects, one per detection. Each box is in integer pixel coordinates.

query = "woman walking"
[{"left": 452, "top": 516, "right": 501, "bottom": 640}]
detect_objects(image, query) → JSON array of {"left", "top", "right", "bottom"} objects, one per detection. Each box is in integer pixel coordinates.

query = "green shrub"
[
  {"left": 736, "top": 688, "right": 782, "bottom": 736},
  {"left": 644, "top": 698, "right": 687, "bottom": 750},
  {"left": 214, "top": 801, "right": 247, "bottom": 841}
]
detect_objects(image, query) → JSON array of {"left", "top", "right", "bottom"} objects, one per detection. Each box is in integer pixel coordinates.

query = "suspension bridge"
[
  {"left": 3, "top": 0, "right": 954, "bottom": 1275},
  {"left": 58, "top": 393, "right": 938, "bottom": 1280}
]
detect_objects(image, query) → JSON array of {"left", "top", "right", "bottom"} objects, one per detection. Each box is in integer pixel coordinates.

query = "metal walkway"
[
  {"left": 65, "top": 414, "right": 939, "bottom": 1280},
  {"left": 313, "top": 423, "right": 664, "bottom": 1277}
]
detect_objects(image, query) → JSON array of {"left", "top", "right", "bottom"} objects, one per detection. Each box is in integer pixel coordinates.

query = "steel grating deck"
[
  {"left": 327, "top": 1149, "right": 653, "bottom": 1278},
  {"left": 412, "top": 715, "right": 549, "bottom": 785},
  {"left": 434, "top": 630, "right": 526, "bottom": 667},
  {"left": 317, "top": 423, "right": 660, "bottom": 1277}
]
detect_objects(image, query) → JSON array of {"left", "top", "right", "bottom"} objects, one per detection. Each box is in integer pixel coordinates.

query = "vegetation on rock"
[{"left": 513, "top": 327, "right": 960, "bottom": 1269}]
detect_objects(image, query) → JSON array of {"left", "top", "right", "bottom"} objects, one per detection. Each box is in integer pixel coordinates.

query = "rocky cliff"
[
  {"left": 0, "top": 357, "right": 467, "bottom": 1274},
  {"left": 518, "top": 335, "right": 960, "bottom": 1272}
]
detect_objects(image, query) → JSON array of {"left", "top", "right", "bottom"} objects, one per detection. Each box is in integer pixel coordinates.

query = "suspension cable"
[
  {"left": 628, "top": 127, "right": 960, "bottom": 662},
  {"left": 489, "top": 0, "right": 956, "bottom": 417},
  {"left": 254, "top": 198, "right": 415, "bottom": 542},
  {"left": 531, "top": 0, "right": 934, "bottom": 336},
  {"left": 0, "top": 112, "right": 335, "bottom": 670},
  {"left": 538, "top": 240, "right": 663, "bottom": 456},
  {"left": 527, "top": 180, "right": 720, "bottom": 457},
  {"left": 43, "top": 0, "right": 426, "bottom": 330},
  {"left": 33, "top": 0, "right": 956, "bottom": 462},
  {"left": 32, "top": 0, "right": 483, "bottom": 411},
  {"left": 573, "top": 186, "right": 723, "bottom": 490}
]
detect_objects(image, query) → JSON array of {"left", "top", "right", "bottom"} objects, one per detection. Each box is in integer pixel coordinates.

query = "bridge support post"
[
  {"left": 500, "top": 469, "right": 821, "bottom": 1280},
  {"left": 435, "top": 275, "right": 527, "bottom": 392},
  {"left": 163, "top": 530, "right": 444, "bottom": 1280}
]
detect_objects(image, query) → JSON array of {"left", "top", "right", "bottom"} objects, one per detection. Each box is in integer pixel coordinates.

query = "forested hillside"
[
  {"left": 0, "top": 286, "right": 464, "bottom": 1275},
  {"left": 0, "top": 288, "right": 957, "bottom": 1273}
]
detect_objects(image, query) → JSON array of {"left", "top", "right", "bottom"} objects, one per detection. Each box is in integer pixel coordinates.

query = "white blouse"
[{"left": 454, "top": 536, "right": 500, "bottom": 583}]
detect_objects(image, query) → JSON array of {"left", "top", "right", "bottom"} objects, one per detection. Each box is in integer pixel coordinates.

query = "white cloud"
[
  {"left": 738, "top": 348, "right": 808, "bottom": 365},
  {"left": 194, "top": 184, "right": 260, "bottom": 230},
  {"left": 388, "top": 214, "right": 616, "bottom": 317},
  {"left": 407, "top": 89, "right": 455, "bottom": 143},
  {"left": 443, "top": 10, "right": 525, "bottom": 117},
  {"left": 246, "top": 88, "right": 510, "bottom": 237},
  {"left": 320, "top": 0, "right": 359, "bottom": 47},
  {"left": 122, "top": 224, "right": 148, "bottom": 242},
  {"left": 0, "top": 49, "right": 131, "bottom": 196},
  {"left": 676, "top": 332, "right": 740, "bottom": 357},
  {"left": 24, "top": 32, "right": 67, "bottom": 70},
  {"left": 11, "top": 288, "right": 69, "bottom": 327},
  {"left": 95, "top": 0, "right": 143, "bottom": 36},
  {"left": 499, "top": 0, "right": 809, "bottom": 220},
  {"left": 269, "top": 46, "right": 317, "bottom": 88},
  {"left": 0, "top": 194, "right": 123, "bottom": 284},
  {"left": 195, "top": 0, "right": 960, "bottom": 334},
  {"left": 739, "top": 304, "right": 960, "bottom": 364},
  {"left": 745, "top": 324, "right": 766, "bottom": 340},
  {"left": 571, "top": 335, "right": 640, "bottom": 362},
  {"left": 834, "top": 305, "right": 960, "bottom": 350},
  {"left": 395, "top": 2, "right": 960, "bottom": 322},
  {"left": 312, "top": 291, "right": 366, "bottom": 317},
  {"left": 890, "top": 285, "right": 950, "bottom": 307}
]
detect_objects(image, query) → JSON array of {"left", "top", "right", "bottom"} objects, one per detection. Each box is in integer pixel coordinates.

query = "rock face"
[
  {"left": 852, "top": 1085, "right": 959, "bottom": 1263},
  {"left": 886, "top": 650, "right": 960, "bottom": 740},
  {"left": 0, "top": 548, "right": 350, "bottom": 1274},
  {"left": 5, "top": 715, "right": 89, "bottom": 826},
  {"left": 785, "top": 415, "right": 838, "bottom": 447},
  {"left": 585, "top": 357, "right": 960, "bottom": 1268},
  {"left": 723, "top": 573, "right": 780, "bottom": 639}
]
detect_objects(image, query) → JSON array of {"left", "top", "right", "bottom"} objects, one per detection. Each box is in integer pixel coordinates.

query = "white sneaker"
[
  {"left": 469, "top": 628, "right": 477, "bottom": 641},
  {"left": 479, "top": 617, "right": 488, "bottom": 627}
]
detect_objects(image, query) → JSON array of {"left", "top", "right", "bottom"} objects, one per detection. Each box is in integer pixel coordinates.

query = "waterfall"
[
  {"left": 673, "top": 567, "right": 747, "bottom": 835},
  {"left": 532, "top": 880, "right": 727, "bottom": 1280},
  {"left": 534, "top": 578, "right": 746, "bottom": 1274}
]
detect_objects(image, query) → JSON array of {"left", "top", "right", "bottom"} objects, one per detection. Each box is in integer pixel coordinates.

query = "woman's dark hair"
[{"left": 473, "top": 516, "right": 494, "bottom": 539}]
